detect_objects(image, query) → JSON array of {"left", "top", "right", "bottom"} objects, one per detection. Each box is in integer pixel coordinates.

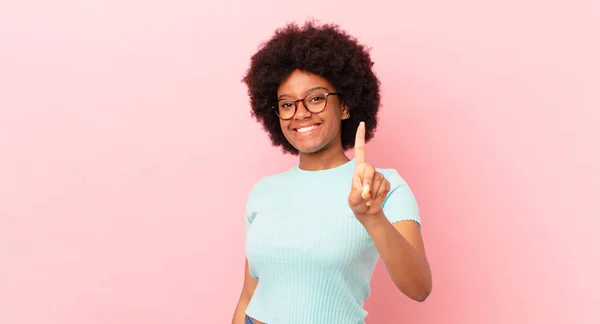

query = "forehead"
[{"left": 277, "top": 70, "right": 334, "bottom": 97}]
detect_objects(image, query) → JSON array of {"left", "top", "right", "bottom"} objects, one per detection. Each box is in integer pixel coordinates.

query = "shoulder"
[
  {"left": 246, "top": 167, "right": 295, "bottom": 202},
  {"left": 374, "top": 166, "right": 421, "bottom": 225},
  {"left": 375, "top": 167, "right": 419, "bottom": 204},
  {"left": 376, "top": 166, "right": 410, "bottom": 189}
]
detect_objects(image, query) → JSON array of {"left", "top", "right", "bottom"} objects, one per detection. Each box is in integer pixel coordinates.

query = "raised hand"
[{"left": 348, "top": 122, "right": 391, "bottom": 220}]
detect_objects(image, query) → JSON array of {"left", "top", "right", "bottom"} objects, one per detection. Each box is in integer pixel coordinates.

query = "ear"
[{"left": 341, "top": 104, "right": 350, "bottom": 120}]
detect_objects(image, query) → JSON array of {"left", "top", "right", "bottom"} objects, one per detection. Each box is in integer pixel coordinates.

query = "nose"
[{"left": 293, "top": 100, "right": 311, "bottom": 119}]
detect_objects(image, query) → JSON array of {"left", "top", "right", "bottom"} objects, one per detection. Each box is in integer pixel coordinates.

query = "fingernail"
[
  {"left": 362, "top": 184, "right": 370, "bottom": 199},
  {"left": 366, "top": 199, "right": 373, "bottom": 207}
]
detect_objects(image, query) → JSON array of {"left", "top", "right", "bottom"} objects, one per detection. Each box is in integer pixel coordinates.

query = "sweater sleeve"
[
  {"left": 380, "top": 169, "right": 421, "bottom": 228},
  {"left": 245, "top": 181, "right": 261, "bottom": 234}
]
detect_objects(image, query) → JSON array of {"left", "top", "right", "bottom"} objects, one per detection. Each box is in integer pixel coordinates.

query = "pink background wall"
[{"left": 1, "top": 1, "right": 599, "bottom": 323}]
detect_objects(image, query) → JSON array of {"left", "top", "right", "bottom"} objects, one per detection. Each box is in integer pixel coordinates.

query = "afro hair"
[{"left": 242, "top": 20, "right": 381, "bottom": 155}]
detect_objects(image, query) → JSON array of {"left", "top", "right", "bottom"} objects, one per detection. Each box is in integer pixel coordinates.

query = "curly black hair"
[{"left": 242, "top": 20, "right": 381, "bottom": 155}]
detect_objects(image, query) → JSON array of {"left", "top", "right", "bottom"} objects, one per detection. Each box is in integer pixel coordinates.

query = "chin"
[
  {"left": 294, "top": 140, "right": 333, "bottom": 155},
  {"left": 298, "top": 147, "right": 324, "bottom": 155},
  {"left": 293, "top": 144, "right": 322, "bottom": 154}
]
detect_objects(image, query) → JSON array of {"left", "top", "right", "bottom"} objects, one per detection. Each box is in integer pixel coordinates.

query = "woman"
[{"left": 232, "top": 20, "right": 432, "bottom": 324}]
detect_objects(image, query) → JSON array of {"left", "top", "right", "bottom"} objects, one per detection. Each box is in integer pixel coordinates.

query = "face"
[{"left": 276, "top": 69, "right": 349, "bottom": 154}]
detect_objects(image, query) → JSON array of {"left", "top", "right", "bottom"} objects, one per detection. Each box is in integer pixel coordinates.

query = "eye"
[
  {"left": 279, "top": 102, "right": 294, "bottom": 109},
  {"left": 308, "top": 95, "right": 325, "bottom": 103}
]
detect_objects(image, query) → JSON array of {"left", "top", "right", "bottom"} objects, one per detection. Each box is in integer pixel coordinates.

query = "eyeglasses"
[{"left": 274, "top": 91, "right": 340, "bottom": 120}]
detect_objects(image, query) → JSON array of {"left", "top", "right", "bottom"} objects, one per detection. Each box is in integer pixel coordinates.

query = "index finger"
[{"left": 354, "top": 121, "right": 366, "bottom": 167}]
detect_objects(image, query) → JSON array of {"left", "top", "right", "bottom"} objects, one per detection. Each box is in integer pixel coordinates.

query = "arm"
[
  {"left": 361, "top": 215, "right": 432, "bottom": 302},
  {"left": 231, "top": 259, "right": 258, "bottom": 324},
  {"left": 349, "top": 122, "right": 431, "bottom": 301},
  {"left": 350, "top": 122, "right": 432, "bottom": 302}
]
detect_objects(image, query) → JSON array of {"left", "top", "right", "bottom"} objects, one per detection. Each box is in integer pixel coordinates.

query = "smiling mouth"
[{"left": 294, "top": 124, "right": 321, "bottom": 133}]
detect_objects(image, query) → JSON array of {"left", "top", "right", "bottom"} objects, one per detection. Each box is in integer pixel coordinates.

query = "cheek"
[
  {"left": 326, "top": 106, "right": 344, "bottom": 121},
  {"left": 279, "top": 120, "right": 291, "bottom": 136},
  {"left": 324, "top": 111, "right": 343, "bottom": 131}
]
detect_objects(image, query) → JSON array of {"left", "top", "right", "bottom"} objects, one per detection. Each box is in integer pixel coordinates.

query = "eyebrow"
[{"left": 278, "top": 87, "right": 329, "bottom": 100}]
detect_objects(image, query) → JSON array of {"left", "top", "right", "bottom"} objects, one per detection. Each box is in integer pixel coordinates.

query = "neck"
[{"left": 298, "top": 143, "right": 350, "bottom": 171}]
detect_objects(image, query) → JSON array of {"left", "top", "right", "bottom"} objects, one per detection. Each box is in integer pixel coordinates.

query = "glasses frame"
[{"left": 273, "top": 91, "right": 340, "bottom": 120}]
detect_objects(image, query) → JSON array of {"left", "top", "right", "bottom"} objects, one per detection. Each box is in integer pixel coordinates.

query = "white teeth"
[{"left": 297, "top": 125, "right": 317, "bottom": 133}]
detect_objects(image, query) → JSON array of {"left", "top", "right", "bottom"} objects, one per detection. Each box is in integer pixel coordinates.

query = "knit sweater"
[{"left": 245, "top": 159, "right": 420, "bottom": 323}]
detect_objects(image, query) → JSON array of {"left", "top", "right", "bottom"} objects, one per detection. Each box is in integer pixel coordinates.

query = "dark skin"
[
  {"left": 232, "top": 69, "right": 432, "bottom": 324},
  {"left": 278, "top": 69, "right": 351, "bottom": 171}
]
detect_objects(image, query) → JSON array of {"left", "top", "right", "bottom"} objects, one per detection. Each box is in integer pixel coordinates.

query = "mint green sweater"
[{"left": 245, "top": 159, "right": 421, "bottom": 323}]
